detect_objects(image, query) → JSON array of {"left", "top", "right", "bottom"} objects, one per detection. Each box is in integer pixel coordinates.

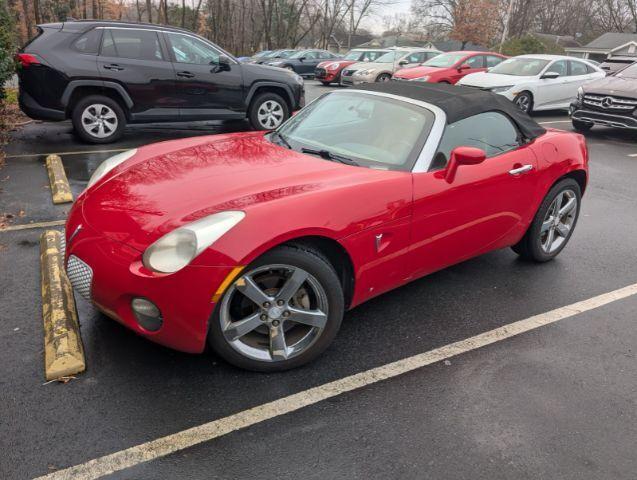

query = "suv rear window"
[
  {"left": 74, "top": 29, "right": 102, "bottom": 54},
  {"left": 101, "top": 29, "right": 164, "bottom": 61}
]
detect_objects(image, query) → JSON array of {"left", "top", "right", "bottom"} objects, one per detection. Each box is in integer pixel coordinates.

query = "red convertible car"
[
  {"left": 393, "top": 51, "right": 507, "bottom": 83},
  {"left": 65, "top": 83, "right": 588, "bottom": 371}
]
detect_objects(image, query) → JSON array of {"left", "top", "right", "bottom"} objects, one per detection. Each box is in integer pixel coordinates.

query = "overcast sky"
[{"left": 364, "top": 0, "right": 413, "bottom": 34}]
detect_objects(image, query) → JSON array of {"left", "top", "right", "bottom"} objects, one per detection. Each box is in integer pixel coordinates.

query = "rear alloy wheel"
[
  {"left": 208, "top": 245, "right": 344, "bottom": 371},
  {"left": 512, "top": 178, "right": 581, "bottom": 262},
  {"left": 513, "top": 92, "right": 533, "bottom": 114},
  {"left": 376, "top": 73, "right": 391, "bottom": 82},
  {"left": 249, "top": 92, "right": 289, "bottom": 130},
  {"left": 72, "top": 95, "right": 125, "bottom": 144}
]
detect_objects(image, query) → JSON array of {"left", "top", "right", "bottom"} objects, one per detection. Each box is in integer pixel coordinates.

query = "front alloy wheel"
[
  {"left": 248, "top": 92, "right": 290, "bottom": 131},
  {"left": 209, "top": 245, "right": 344, "bottom": 371},
  {"left": 514, "top": 92, "right": 532, "bottom": 113}
]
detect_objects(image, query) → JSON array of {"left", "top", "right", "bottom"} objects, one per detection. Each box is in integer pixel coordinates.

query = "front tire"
[
  {"left": 320, "top": 81, "right": 331, "bottom": 86},
  {"left": 513, "top": 91, "right": 533, "bottom": 114},
  {"left": 72, "top": 95, "right": 126, "bottom": 144},
  {"left": 572, "top": 119, "right": 593, "bottom": 132},
  {"left": 248, "top": 92, "right": 290, "bottom": 130},
  {"left": 512, "top": 178, "right": 581, "bottom": 262},
  {"left": 376, "top": 73, "right": 391, "bottom": 82},
  {"left": 208, "top": 244, "right": 344, "bottom": 371}
]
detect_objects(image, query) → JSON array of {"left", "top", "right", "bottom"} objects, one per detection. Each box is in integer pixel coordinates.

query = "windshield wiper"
[
  {"left": 301, "top": 148, "right": 359, "bottom": 166},
  {"left": 270, "top": 130, "right": 292, "bottom": 149}
]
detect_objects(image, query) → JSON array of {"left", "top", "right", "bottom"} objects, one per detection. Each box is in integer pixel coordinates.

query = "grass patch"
[{"left": 4, "top": 87, "right": 17, "bottom": 105}]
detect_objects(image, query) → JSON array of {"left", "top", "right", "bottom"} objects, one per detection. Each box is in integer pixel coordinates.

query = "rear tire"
[
  {"left": 512, "top": 178, "right": 581, "bottom": 262},
  {"left": 572, "top": 119, "right": 593, "bottom": 132},
  {"left": 72, "top": 95, "right": 126, "bottom": 144},
  {"left": 208, "top": 244, "right": 344, "bottom": 371},
  {"left": 248, "top": 92, "right": 290, "bottom": 130}
]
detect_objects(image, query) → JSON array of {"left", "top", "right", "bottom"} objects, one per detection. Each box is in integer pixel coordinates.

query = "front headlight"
[
  {"left": 357, "top": 69, "right": 375, "bottom": 75},
  {"left": 87, "top": 149, "right": 137, "bottom": 189},
  {"left": 326, "top": 62, "right": 339, "bottom": 70},
  {"left": 142, "top": 211, "right": 245, "bottom": 273},
  {"left": 490, "top": 85, "right": 514, "bottom": 93},
  {"left": 411, "top": 75, "right": 430, "bottom": 82},
  {"left": 577, "top": 86, "right": 584, "bottom": 101}
]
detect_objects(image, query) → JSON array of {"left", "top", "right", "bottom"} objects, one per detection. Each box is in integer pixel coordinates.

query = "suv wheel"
[
  {"left": 572, "top": 119, "right": 593, "bottom": 133},
  {"left": 249, "top": 92, "right": 289, "bottom": 130},
  {"left": 72, "top": 95, "right": 126, "bottom": 144}
]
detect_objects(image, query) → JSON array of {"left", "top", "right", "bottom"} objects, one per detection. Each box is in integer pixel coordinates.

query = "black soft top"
[{"left": 356, "top": 82, "right": 546, "bottom": 140}]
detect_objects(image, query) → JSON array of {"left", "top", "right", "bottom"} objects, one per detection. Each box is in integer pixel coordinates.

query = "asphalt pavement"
[{"left": 1, "top": 81, "right": 637, "bottom": 479}]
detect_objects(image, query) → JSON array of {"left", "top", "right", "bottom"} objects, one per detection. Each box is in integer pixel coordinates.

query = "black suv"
[
  {"left": 17, "top": 21, "right": 305, "bottom": 143},
  {"left": 570, "top": 61, "right": 637, "bottom": 132}
]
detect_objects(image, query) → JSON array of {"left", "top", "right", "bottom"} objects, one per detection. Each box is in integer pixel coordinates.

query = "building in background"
[{"left": 565, "top": 33, "right": 637, "bottom": 62}]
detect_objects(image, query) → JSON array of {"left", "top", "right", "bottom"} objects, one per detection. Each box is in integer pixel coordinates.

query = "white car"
[{"left": 457, "top": 54, "right": 605, "bottom": 113}]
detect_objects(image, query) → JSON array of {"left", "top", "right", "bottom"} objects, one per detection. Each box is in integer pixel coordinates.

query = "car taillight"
[{"left": 15, "top": 53, "right": 41, "bottom": 68}]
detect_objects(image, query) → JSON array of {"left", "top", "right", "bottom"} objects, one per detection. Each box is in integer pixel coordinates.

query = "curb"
[
  {"left": 45, "top": 154, "right": 73, "bottom": 204},
  {"left": 40, "top": 230, "right": 85, "bottom": 381}
]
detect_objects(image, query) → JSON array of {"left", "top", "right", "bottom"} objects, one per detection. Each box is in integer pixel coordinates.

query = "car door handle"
[
  {"left": 176, "top": 71, "right": 195, "bottom": 78},
  {"left": 509, "top": 164, "right": 534, "bottom": 176},
  {"left": 103, "top": 64, "right": 124, "bottom": 71}
]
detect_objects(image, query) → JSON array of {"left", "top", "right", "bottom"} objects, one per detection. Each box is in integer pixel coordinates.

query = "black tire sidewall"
[
  {"left": 72, "top": 95, "right": 126, "bottom": 144},
  {"left": 572, "top": 119, "right": 592, "bottom": 132},
  {"left": 208, "top": 245, "right": 344, "bottom": 372},
  {"left": 376, "top": 73, "right": 391, "bottom": 82},
  {"left": 524, "top": 178, "right": 582, "bottom": 262},
  {"left": 248, "top": 92, "right": 290, "bottom": 131}
]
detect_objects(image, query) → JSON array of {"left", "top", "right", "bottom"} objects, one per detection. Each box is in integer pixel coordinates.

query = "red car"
[
  {"left": 393, "top": 51, "right": 507, "bottom": 83},
  {"left": 65, "top": 83, "right": 588, "bottom": 371},
  {"left": 315, "top": 48, "right": 388, "bottom": 85}
]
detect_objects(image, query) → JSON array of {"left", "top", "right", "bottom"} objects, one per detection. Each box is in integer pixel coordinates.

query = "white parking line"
[
  {"left": 538, "top": 120, "right": 572, "bottom": 125},
  {"left": 36, "top": 282, "right": 637, "bottom": 480},
  {"left": 5, "top": 148, "right": 128, "bottom": 159},
  {"left": 627, "top": 153, "right": 637, "bottom": 157}
]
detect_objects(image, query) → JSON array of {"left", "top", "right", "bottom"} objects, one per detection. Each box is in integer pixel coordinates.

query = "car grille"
[
  {"left": 583, "top": 94, "right": 637, "bottom": 112},
  {"left": 66, "top": 255, "right": 93, "bottom": 301},
  {"left": 315, "top": 68, "right": 326, "bottom": 78}
]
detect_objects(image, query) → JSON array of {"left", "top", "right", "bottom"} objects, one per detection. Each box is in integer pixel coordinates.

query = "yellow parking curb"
[
  {"left": 40, "top": 230, "right": 85, "bottom": 381},
  {"left": 45, "top": 154, "right": 73, "bottom": 204}
]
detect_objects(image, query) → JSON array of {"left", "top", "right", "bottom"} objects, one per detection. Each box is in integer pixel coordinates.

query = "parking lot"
[{"left": 2, "top": 80, "right": 637, "bottom": 479}]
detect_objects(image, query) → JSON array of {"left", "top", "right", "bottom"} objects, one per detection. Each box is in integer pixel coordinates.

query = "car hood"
[
  {"left": 81, "top": 133, "right": 389, "bottom": 251},
  {"left": 458, "top": 71, "right": 534, "bottom": 88},
  {"left": 394, "top": 66, "right": 446, "bottom": 79},
  {"left": 582, "top": 75, "right": 637, "bottom": 98},
  {"left": 317, "top": 59, "right": 355, "bottom": 69}
]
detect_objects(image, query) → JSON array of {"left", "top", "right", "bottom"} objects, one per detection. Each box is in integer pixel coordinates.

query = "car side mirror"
[
  {"left": 298, "top": 56, "right": 306, "bottom": 62},
  {"left": 541, "top": 71, "right": 560, "bottom": 79},
  {"left": 398, "top": 59, "right": 408, "bottom": 66},
  {"left": 363, "top": 58, "right": 370, "bottom": 62},
  {"left": 458, "top": 64, "right": 471, "bottom": 71},
  {"left": 212, "top": 55, "right": 231, "bottom": 72},
  {"left": 444, "top": 146, "right": 486, "bottom": 183}
]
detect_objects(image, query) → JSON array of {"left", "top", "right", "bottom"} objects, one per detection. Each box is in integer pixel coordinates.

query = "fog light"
[{"left": 131, "top": 297, "right": 163, "bottom": 332}]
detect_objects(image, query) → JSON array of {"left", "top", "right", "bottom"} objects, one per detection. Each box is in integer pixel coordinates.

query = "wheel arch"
[
  {"left": 238, "top": 234, "right": 356, "bottom": 310},
  {"left": 556, "top": 168, "right": 587, "bottom": 194},
  {"left": 246, "top": 82, "right": 295, "bottom": 113},
  {"left": 62, "top": 80, "right": 133, "bottom": 118}
]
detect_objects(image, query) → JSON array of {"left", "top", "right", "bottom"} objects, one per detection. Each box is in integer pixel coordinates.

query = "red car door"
[
  {"left": 450, "top": 54, "right": 486, "bottom": 83},
  {"left": 406, "top": 111, "right": 539, "bottom": 279}
]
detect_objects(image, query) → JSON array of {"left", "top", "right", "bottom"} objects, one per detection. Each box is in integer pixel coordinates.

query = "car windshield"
[
  {"left": 344, "top": 50, "right": 363, "bottom": 60},
  {"left": 375, "top": 51, "right": 409, "bottom": 63},
  {"left": 277, "top": 50, "right": 296, "bottom": 58},
  {"left": 616, "top": 63, "right": 637, "bottom": 78},
  {"left": 274, "top": 92, "right": 435, "bottom": 171},
  {"left": 290, "top": 50, "right": 311, "bottom": 59},
  {"left": 489, "top": 57, "right": 550, "bottom": 76},
  {"left": 423, "top": 53, "right": 466, "bottom": 68},
  {"left": 254, "top": 50, "right": 271, "bottom": 58}
]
